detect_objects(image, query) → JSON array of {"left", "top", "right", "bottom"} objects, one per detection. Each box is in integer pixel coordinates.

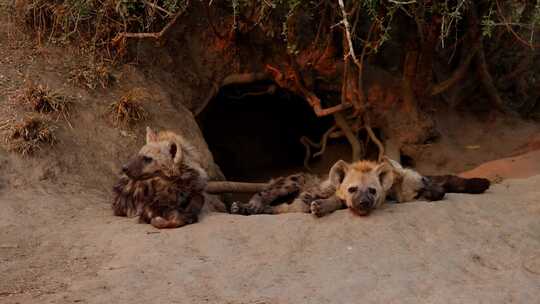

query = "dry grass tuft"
[
  {"left": 108, "top": 89, "right": 148, "bottom": 127},
  {"left": 14, "top": 83, "right": 72, "bottom": 115},
  {"left": 69, "top": 62, "right": 114, "bottom": 90},
  {"left": 4, "top": 117, "right": 57, "bottom": 156}
]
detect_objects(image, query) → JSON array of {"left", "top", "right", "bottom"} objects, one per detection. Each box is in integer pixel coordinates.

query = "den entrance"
[{"left": 197, "top": 82, "right": 354, "bottom": 182}]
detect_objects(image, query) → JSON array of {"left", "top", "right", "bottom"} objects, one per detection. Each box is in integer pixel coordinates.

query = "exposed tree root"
[
  {"left": 314, "top": 125, "right": 338, "bottom": 158},
  {"left": 468, "top": 5, "right": 507, "bottom": 113},
  {"left": 384, "top": 137, "right": 401, "bottom": 165},
  {"left": 475, "top": 46, "right": 507, "bottom": 113},
  {"left": 334, "top": 111, "right": 362, "bottom": 161},
  {"left": 365, "top": 124, "right": 384, "bottom": 162},
  {"left": 205, "top": 181, "right": 268, "bottom": 194},
  {"left": 226, "top": 85, "right": 277, "bottom": 100},
  {"left": 195, "top": 72, "right": 270, "bottom": 115},
  {"left": 430, "top": 41, "right": 479, "bottom": 96},
  {"left": 266, "top": 64, "right": 353, "bottom": 117},
  {"left": 222, "top": 73, "right": 270, "bottom": 86},
  {"left": 300, "top": 136, "right": 320, "bottom": 171},
  {"left": 300, "top": 111, "right": 388, "bottom": 167}
]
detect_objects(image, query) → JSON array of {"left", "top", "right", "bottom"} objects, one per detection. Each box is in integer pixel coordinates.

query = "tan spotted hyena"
[{"left": 232, "top": 157, "right": 490, "bottom": 217}]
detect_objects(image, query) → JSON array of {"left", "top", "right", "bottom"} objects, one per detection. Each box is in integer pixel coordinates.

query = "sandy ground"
[{"left": 1, "top": 171, "right": 540, "bottom": 304}]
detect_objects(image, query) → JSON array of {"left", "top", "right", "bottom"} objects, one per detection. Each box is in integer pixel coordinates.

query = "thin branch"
[
  {"left": 495, "top": 0, "right": 539, "bottom": 49},
  {"left": 204, "top": 0, "right": 226, "bottom": 39},
  {"left": 114, "top": 1, "right": 189, "bottom": 40},
  {"left": 337, "top": 0, "right": 361, "bottom": 67},
  {"left": 388, "top": 0, "right": 416, "bottom": 4},
  {"left": 143, "top": 0, "right": 173, "bottom": 16},
  {"left": 338, "top": 0, "right": 364, "bottom": 112},
  {"left": 356, "top": 20, "right": 377, "bottom": 111}
]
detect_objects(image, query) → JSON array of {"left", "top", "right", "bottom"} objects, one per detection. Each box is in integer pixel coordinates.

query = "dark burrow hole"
[
  {"left": 400, "top": 154, "right": 415, "bottom": 168},
  {"left": 197, "top": 81, "right": 382, "bottom": 183}
]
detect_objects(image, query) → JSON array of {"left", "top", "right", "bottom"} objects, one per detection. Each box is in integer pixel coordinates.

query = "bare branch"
[
  {"left": 388, "top": 0, "right": 416, "bottom": 4},
  {"left": 114, "top": 2, "right": 189, "bottom": 40},
  {"left": 495, "top": 0, "right": 539, "bottom": 49},
  {"left": 337, "top": 0, "right": 361, "bottom": 67},
  {"left": 143, "top": 0, "right": 173, "bottom": 16}
]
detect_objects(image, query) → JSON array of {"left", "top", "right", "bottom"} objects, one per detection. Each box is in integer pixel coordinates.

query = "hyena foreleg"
[
  {"left": 310, "top": 195, "right": 345, "bottom": 217},
  {"left": 232, "top": 173, "right": 306, "bottom": 215},
  {"left": 141, "top": 193, "right": 205, "bottom": 229}
]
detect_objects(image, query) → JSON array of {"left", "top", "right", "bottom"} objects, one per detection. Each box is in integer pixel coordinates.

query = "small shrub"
[
  {"left": 108, "top": 90, "right": 148, "bottom": 127},
  {"left": 69, "top": 62, "right": 114, "bottom": 90},
  {"left": 14, "top": 84, "right": 71, "bottom": 115},
  {"left": 4, "top": 117, "right": 57, "bottom": 156}
]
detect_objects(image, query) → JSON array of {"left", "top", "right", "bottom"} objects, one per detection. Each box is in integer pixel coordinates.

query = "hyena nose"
[
  {"left": 360, "top": 200, "right": 373, "bottom": 209},
  {"left": 122, "top": 165, "right": 128, "bottom": 173}
]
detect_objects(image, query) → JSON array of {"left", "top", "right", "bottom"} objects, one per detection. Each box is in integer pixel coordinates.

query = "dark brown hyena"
[
  {"left": 113, "top": 164, "right": 207, "bottom": 228},
  {"left": 112, "top": 127, "right": 208, "bottom": 229}
]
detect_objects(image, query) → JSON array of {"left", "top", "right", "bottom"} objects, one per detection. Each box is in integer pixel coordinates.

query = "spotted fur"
[{"left": 232, "top": 157, "right": 490, "bottom": 217}]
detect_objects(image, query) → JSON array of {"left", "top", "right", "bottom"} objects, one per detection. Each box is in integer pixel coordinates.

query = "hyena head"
[
  {"left": 330, "top": 160, "right": 394, "bottom": 216},
  {"left": 122, "top": 127, "right": 182, "bottom": 180}
]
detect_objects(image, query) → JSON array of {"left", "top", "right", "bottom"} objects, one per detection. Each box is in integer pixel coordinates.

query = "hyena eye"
[
  {"left": 143, "top": 156, "right": 153, "bottom": 163},
  {"left": 368, "top": 187, "right": 377, "bottom": 195},
  {"left": 347, "top": 186, "right": 358, "bottom": 193}
]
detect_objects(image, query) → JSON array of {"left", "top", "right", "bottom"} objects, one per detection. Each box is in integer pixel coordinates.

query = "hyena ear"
[
  {"left": 170, "top": 142, "right": 177, "bottom": 159},
  {"left": 170, "top": 142, "right": 183, "bottom": 164},
  {"left": 146, "top": 126, "right": 158, "bottom": 143},
  {"left": 329, "top": 160, "right": 349, "bottom": 186},
  {"left": 383, "top": 156, "right": 402, "bottom": 170},
  {"left": 375, "top": 162, "right": 394, "bottom": 192}
]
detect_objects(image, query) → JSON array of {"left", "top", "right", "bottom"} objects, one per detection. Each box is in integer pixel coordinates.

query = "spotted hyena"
[
  {"left": 232, "top": 157, "right": 490, "bottom": 217},
  {"left": 112, "top": 127, "right": 208, "bottom": 228}
]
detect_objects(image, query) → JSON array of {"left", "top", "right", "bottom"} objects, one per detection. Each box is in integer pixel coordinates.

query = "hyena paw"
[
  {"left": 310, "top": 200, "right": 324, "bottom": 217},
  {"left": 301, "top": 193, "right": 314, "bottom": 204},
  {"left": 230, "top": 202, "right": 241, "bottom": 214},
  {"left": 150, "top": 216, "right": 168, "bottom": 229},
  {"left": 247, "top": 202, "right": 264, "bottom": 214}
]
